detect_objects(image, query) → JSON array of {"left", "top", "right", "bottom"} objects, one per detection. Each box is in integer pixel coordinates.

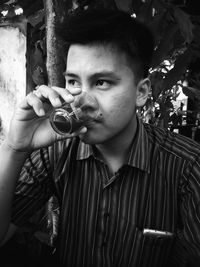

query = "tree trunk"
[{"left": 43, "top": 0, "right": 65, "bottom": 87}]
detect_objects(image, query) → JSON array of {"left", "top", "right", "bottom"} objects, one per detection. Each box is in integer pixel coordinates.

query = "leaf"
[
  {"left": 136, "top": 0, "right": 154, "bottom": 22},
  {"left": 192, "top": 21, "right": 200, "bottom": 46},
  {"left": 173, "top": 7, "right": 194, "bottom": 43},
  {"left": 149, "top": 9, "right": 167, "bottom": 42},
  {"left": 150, "top": 71, "right": 165, "bottom": 100},
  {"left": 182, "top": 86, "right": 200, "bottom": 100},
  {"left": 114, "top": 0, "right": 132, "bottom": 13},
  {"left": 151, "top": 23, "right": 179, "bottom": 68},
  {"left": 161, "top": 49, "right": 192, "bottom": 93}
]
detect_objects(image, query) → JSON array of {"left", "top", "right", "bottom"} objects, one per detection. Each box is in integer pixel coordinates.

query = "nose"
[
  {"left": 71, "top": 91, "right": 101, "bottom": 120},
  {"left": 80, "top": 85, "right": 90, "bottom": 95},
  {"left": 75, "top": 91, "right": 98, "bottom": 110}
]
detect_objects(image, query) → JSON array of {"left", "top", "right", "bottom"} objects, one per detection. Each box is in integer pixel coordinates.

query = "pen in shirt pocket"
[{"left": 143, "top": 228, "right": 174, "bottom": 238}]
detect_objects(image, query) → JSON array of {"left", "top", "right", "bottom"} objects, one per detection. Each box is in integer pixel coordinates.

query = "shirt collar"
[
  {"left": 76, "top": 140, "right": 93, "bottom": 160},
  {"left": 76, "top": 117, "right": 150, "bottom": 173},
  {"left": 126, "top": 117, "right": 150, "bottom": 173}
]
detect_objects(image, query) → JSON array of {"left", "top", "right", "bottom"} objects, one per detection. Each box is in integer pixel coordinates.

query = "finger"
[
  {"left": 51, "top": 86, "right": 81, "bottom": 103},
  {"left": 34, "top": 85, "right": 63, "bottom": 107},
  {"left": 71, "top": 126, "right": 87, "bottom": 137},
  {"left": 52, "top": 86, "right": 82, "bottom": 98},
  {"left": 33, "top": 90, "right": 58, "bottom": 111},
  {"left": 26, "top": 92, "right": 46, "bottom": 116},
  {"left": 35, "top": 85, "right": 74, "bottom": 107},
  {"left": 65, "top": 86, "right": 82, "bottom": 95},
  {"left": 78, "top": 127, "right": 88, "bottom": 134},
  {"left": 55, "top": 126, "right": 87, "bottom": 141}
]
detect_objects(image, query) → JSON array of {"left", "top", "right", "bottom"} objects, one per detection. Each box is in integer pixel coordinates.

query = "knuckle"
[
  {"left": 35, "top": 84, "right": 47, "bottom": 91},
  {"left": 49, "top": 90, "right": 59, "bottom": 99},
  {"left": 67, "top": 87, "right": 82, "bottom": 95},
  {"left": 52, "top": 86, "right": 65, "bottom": 91},
  {"left": 26, "top": 92, "right": 34, "bottom": 101}
]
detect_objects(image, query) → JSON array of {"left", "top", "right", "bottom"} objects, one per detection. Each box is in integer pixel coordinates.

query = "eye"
[
  {"left": 96, "top": 80, "right": 112, "bottom": 89},
  {"left": 67, "top": 79, "right": 81, "bottom": 88}
]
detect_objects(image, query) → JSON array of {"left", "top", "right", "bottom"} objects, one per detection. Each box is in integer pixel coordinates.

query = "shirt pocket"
[{"left": 127, "top": 227, "right": 175, "bottom": 267}]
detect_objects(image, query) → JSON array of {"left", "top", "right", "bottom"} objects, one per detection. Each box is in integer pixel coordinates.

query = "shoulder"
[{"left": 144, "top": 123, "right": 200, "bottom": 162}]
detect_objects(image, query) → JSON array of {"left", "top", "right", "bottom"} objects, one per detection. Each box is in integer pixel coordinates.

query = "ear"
[{"left": 136, "top": 78, "right": 150, "bottom": 107}]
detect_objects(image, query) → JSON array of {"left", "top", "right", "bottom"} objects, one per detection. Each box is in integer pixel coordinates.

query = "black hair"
[{"left": 56, "top": 8, "right": 155, "bottom": 79}]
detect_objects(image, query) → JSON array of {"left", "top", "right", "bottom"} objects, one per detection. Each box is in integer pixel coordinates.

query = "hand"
[{"left": 6, "top": 85, "right": 87, "bottom": 152}]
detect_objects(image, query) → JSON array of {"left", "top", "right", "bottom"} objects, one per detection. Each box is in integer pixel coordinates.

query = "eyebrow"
[
  {"left": 63, "top": 72, "right": 78, "bottom": 78},
  {"left": 63, "top": 71, "right": 121, "bottom": 80}
]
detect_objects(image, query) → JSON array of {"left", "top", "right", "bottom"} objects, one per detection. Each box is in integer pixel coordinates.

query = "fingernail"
[
  {"left": 80, "top": 127, "right": 87, "bottom": 133},
  {"left": 39, "top": 109, "right": 45, "bottom": 116},
  {"left": 53, "top": 98, "right": 61, "bottom": 106},
  {"left": 67, "top": 95, "right": 74, "bottom": 102}
]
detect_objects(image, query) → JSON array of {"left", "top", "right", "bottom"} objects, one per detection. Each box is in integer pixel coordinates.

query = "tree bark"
[{"left": 43, "top": 0, "right": 65, "bottom": 87}]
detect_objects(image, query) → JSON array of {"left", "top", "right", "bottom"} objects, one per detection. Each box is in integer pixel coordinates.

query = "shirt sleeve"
[
  {"left": 11, "top": 147, "right": 54, "bottom": 227},
  {"left": 178, "top": 152, "right": 200, "bottom": 262}
]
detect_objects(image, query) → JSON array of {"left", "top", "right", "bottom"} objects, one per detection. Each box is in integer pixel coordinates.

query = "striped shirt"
[{"left": 12, "top": 118, "right": 200, "bottom": 267}]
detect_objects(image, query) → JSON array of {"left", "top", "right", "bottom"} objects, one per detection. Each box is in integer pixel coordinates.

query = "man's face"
[{"left": 65, "top": 43, "right": 140, "bottom": 145}]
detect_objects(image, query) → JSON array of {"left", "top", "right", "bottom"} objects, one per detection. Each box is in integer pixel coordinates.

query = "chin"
[
  {"left": 79, "top": 134, "right": 99, "bottom": 145},
  {"left": 79, "top": 130, "right": 104, "bottom": 145}
]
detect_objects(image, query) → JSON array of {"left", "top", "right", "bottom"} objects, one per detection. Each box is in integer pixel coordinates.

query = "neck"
[{"left": 96, "top": 116, "right": 138, "bottom": 174}]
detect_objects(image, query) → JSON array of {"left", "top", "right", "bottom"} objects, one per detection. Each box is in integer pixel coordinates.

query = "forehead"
[{"left": 66, "top": 43, "right": 133, "bottom": 72}]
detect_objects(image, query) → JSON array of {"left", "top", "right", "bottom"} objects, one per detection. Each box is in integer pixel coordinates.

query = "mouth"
[
  {"left": 84, "top": 120, "right": 97, "bottom": 128},
  {"left": 84, "top": 117, "right": 103, "bottom": 128}
]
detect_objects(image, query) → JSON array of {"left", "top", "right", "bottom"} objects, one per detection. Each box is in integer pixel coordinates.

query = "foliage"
[
  {"left": 32, "top": 0, "right": 200, "bottom": 127},
  {"left": 131, "top": 0, "right": 200, "bottom": 127},
  {"left": 2, "top": 0, "right": 200, "bottom": 127}
]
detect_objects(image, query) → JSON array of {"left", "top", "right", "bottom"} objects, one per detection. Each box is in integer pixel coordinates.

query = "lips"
[
  {"left": 84, "top": 120, "right": 97, "bottom": 128},
  {"left": 85, "top": 117, "right": 103, "bottom": 128}
]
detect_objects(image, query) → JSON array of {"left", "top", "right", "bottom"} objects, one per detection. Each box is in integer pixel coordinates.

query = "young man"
[{"left": 0, "top": 8, "right": 200, "bottom": 267}]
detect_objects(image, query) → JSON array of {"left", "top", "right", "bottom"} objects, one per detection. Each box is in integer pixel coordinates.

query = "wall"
[{"left": 0, "top": 25, "right": 26, "bottom": 142}]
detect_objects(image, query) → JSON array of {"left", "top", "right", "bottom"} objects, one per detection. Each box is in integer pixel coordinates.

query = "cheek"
[{"left": 103, "top": 94, "right": 136, "bottom": 123}]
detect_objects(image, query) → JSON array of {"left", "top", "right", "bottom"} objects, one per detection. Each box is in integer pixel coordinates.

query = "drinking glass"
[{"left": 50, "top": 91, "right": 101, "bottom": 135}]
